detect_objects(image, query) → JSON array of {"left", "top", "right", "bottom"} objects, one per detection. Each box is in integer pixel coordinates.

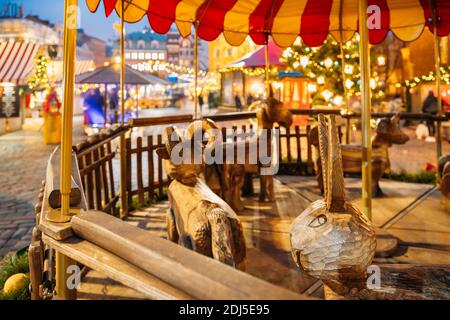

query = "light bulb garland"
[{"left": 401, "top": 66, "right": 450, "bottom": 89}]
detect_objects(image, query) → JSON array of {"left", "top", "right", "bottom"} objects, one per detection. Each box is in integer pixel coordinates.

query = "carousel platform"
[{"left": 77, "top": 176, "right": 450, "bottom": 300}]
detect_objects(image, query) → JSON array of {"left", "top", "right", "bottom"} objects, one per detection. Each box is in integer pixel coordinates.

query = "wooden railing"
[
  {"left": 74, "top": 127, "right": 127, "bottom": 215},
  {"left": 75, "top": 110, "right": 449, "bottom": 214}
]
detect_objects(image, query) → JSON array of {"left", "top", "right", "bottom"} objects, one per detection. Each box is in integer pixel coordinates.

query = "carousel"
[{"left": 21, "top": 0, "right": 450, "bottom": 300}]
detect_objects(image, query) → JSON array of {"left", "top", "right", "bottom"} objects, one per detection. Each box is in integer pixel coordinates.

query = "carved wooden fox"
[
  {"left": 157, "top": 126, "right": 246, "bottom": 269},
  {"left": 310, "top": 114, "right": 409, "bottom": 197},
  {"left": 291, "top": 114, "right": 376, "bottom": 297}
]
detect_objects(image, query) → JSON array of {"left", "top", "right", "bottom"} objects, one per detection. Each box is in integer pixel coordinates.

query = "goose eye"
[{"left": 308, "top": 214, "right": 327, "bottom": 228}]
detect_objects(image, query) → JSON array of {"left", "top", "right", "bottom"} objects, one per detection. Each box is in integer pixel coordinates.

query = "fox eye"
[{"left": 308, "top": 214, "right": 327, "bottom": 228}]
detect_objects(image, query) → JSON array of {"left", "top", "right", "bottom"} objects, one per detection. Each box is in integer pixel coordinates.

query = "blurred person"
[
  {"left": 422, "top": 90, "right": 438, "bottom": 136},
  {"left": 235, "top": 94, "right": 242, "bottom": 111},
  {"left": 389, "top": 94, "right": 403, "bottom": 113}
]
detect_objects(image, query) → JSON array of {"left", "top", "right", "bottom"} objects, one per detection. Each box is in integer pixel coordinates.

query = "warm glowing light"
[
  {"left": 114, "top": 56, "right": 121, "bottom": 64},
  {"left": 333, "top": 95, "right": 344, "bottom": 106},
  {"left": 324, "top": 58, "right": 333, "bottom": 69},
  {"left": 376, "top": 55, "right": 386, "bottom": 66},
  {"left": 300, "top": 56, "right": 309, "bottom": 68},
  {"left": 317, "top": 76, "right": 325, "bottom": 84},
  {"left": 322, "top": 90, "right": 333, "bottom": 101},
  {"left": 344, "top": 64, "right": 354, "bottom": 75},
  {"left": 345, "top": 79, "right": 354, "bottom": 89},
  {"left": 308, "top": 83, "right": 317, "bottom": 93}
]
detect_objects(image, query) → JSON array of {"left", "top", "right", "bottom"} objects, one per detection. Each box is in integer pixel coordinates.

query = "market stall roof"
[
  {"left": 0, "top": 41, "right": 40, "bottom": 85},
  {"left": 85, "top": 0, "right": 450, "bottom": 47},
  {"left": 221, "top": 41, "right": 285, "bottom": 69},
  {"left": 75, "top": 63, "right": 168, "bottom": 85}
]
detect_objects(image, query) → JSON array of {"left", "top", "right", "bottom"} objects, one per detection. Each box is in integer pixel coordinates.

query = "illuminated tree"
[
  {"left": 281, "top": 35, "right": 386, "bottom": 108},
  {"left": 28, "top": 55, "right": 50, "bottom": 91}
]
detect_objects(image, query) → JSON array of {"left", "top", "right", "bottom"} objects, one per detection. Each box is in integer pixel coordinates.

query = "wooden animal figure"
[
  {"left": 310, "top": 114, "right": 409, "bottom": 197},
  {"left": 157, "top": 125, "right": 246, "bottom": 269},
  {"left": 438, "top": 155, "right": 450, "bottom": 209},
  {"left": 184, "top": 119, "right": 247, "bottom": 211},
  {"left": 244, "top": 94, "right": 293, "bottom": 202},
  {"left": 290, "top": 114, "right": 376, "bottom": 297}
]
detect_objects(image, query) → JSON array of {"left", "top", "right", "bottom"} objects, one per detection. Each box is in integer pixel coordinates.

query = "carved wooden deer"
[
  {"left": 189, "top": 97, "right": 293, "bottom": 210},
  {"left": 310, "top": 114, "right": 409, "bottom": 197},
  {"left": 290, "top": 114, "right": 376, "bottom": 298},
  {"left": 157, "top": 125, "right": 246, "bottom": 269}
]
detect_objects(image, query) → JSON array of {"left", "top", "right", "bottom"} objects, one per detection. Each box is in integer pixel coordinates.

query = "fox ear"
[
  {"left": 376, "top": 119, "right": 389, "bottom": 134},
  {"left": 156, "top": 147, "right": 170, "bottom": 160}
]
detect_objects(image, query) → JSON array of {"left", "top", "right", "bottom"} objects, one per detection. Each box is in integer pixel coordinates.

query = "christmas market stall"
[
  {"left": 75, "top": 63, "right": 171, "bottom": 125},
  {"left": 0, "top": 14, "right": 59, "bottom": 134},
  {"left": 218, "top": 41, "right": 287, "bottom": 107},
  {"left": 19, "top": 0, "right": 450, "bottom": 301}
]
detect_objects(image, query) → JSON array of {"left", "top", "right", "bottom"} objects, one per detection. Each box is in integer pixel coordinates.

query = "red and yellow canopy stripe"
[{"left": 85, "top": 0, "right": 450, "bottom": 47}]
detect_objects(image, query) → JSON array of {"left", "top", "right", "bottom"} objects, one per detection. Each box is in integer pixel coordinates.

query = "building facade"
[{"left": 123, "top": 28, "right": 168, "bottom": 76}]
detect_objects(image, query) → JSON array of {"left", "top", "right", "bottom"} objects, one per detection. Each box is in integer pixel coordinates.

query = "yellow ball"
[{"left": 3, "top": 273, "right": 28, "bottom": 294}]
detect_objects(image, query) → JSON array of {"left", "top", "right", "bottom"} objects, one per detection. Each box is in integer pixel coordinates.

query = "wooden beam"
[
  {"left": 71, "top": 210, "right": 308, "bottom": 300},
  {"left": 43, "top": 235, "right": 192, "bottom": 300}
]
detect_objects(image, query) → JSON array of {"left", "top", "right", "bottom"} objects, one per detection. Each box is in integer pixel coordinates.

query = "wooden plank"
[
  {"left": 84, "top": 152, "right": 95, "bottom": 209},
  {"left": 295, "top": 126, "right": 302, "bottom": 169},
  {"left": 99, "top": 145, "right": 110, "bottom": 211},
  {"left": 147, "top": 136, "right": 155, "bottom": 202},
  {"left": 28, "top": 241, "right": 43, "bottom": 300},
  {"left": 157, "top": 134, "right": 163, "bottom": 199},
  {"left": 126, "top": 138, "right": 132, "bottom": 205},
  {"left": 71, "top": 210, "right": 308, "bottom": 300},
  {"left": 286, "top": 126, "right": 292, "bottom": 163},
  {"left": 106, "top": 142, "right": 116, "bottom": 201},
  {"left": 306, "top": 125, "right": 313, "bottom": 175},
  {"left": 42, "top": 234, "right": 193, "bottom": 300},
  {"left": 92, "top": 146, "right": 103, "bottom": 210},
  {"left": 136, "top": 137, "right": 145, "bottom": 205}
]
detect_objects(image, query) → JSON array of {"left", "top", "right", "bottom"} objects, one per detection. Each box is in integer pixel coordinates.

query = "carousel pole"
[
  {"left": 55, "top": 0, "right": 78, "bottom": 300},
  {"left": 265, "top": 35, "right": 270, "bottom": 98},
  {"left": 119, "top": 0, "right": 128, "bottom": 216},
  {"left": 194, "top": 21, "right": 200, "bottom": 119},
  {"left": 430, "top": 0, "right": 443, "bottom": 178},
  {"left": 358, "top": 0, "right": 372, "bottom": 220},
  {"left": 59, "top": 0, "right": 78, "bottom": 222},
  {"left": 338, "top": 1, "right": 351, "bottom": 145}
]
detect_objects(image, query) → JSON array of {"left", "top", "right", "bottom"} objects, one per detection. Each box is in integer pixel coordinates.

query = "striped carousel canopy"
[{"left": 85, "top": 0, "right": 450, "bottom": 47}]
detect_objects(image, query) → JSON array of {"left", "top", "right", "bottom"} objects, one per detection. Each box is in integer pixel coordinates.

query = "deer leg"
[
  {"left": 371, "top": 159, "right": 386, "bottom": 198},
  {"left": 267, "top": 175, "right": 275, "bottom": 202},
  {"left": 259, "top": 175, "right": 267, "bottom": 202},
  {"left": 242, "top": 173, "right": 254, "bottom": 196}
]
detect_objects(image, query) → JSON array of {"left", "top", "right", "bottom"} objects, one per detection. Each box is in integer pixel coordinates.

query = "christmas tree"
[
  {"left": 28, "top": 55, "right": 50, "bottom": 91},
  {"left": 280, "top": 35, "right": 386, "bottom": 108}
]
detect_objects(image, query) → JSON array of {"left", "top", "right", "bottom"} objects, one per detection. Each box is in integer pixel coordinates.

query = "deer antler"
[{"left": 318, "top": 114, "right": 346, "bottom": 212}]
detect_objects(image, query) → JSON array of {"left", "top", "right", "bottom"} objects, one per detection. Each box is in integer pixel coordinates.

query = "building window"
[
  {"left": 137, "top": 40, "right": 145, "bottom": 49},
  {"left": 125, "top": 52, "right": 131, "bottom": 60},
  {"left": 145, "top": 53, "right": 151, "bottom": 60},
  {"left": 152, "top": 53, "right": 157, "bottom": 60},
  {"left": 131, "top": 52, "right": 138, "bottom": 60},
  {"left": 158, "top": 53, "right": 164, "bottom": 60},
  {"left": 151, "top": 40, "right": 159, "bottom": 49},
  {"left": 215, "top": 49, "right": 220, "bottom": 58},
  {"left": 138, "top": 52, "right": 145, "bottom": 60}
]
